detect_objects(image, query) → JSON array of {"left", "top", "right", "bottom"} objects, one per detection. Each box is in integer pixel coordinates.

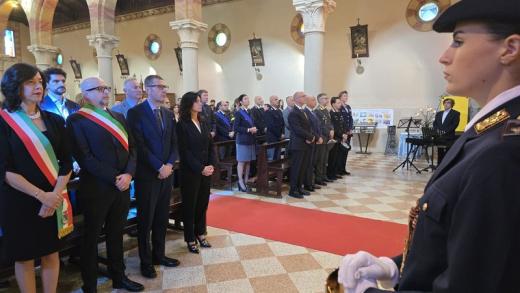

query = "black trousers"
[
  {"left": 135, "top": 176, "right": 172, "bottom": 266},
  {"left": 180, "top": 170, "right": 211, "bottom": 243},
  {"left": 79, "top": 186, "right": 130, "bottom": 292},
  {"left": 304, "top": 144, "right": 316, "bottom": 187},
  {"left": 289, "top": 148, "right": 310, "bottom": 192},
  {"left": 314, "top": 144, "right": 328, "bottom": 182}
]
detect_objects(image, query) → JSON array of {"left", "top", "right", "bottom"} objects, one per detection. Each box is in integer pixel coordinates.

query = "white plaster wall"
[{"left": 46, "top": 0, "right": 453, "bottom": 152}]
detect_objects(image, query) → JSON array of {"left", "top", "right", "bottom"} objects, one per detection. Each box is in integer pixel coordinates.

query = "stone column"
[
  {"left": 87, "top": 34, "right": 119, "bottom": 104},
  {"left": 27, "top": 45, "right": 59, "bottom": 70},
  {"left": 170, "top": 19, "right": 207, "bottom": 93},
  {"left": 293, "top": 0, "right": 335, "bottom": 96}
]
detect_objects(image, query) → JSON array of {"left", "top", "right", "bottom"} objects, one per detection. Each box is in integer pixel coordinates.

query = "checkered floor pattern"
[{"left": 2, "top": 153, "right": 432, "bottom": 292}]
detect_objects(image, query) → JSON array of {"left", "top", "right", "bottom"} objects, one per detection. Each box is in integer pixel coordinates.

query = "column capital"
[
  {"left": 293, "top": 0, "right": 336, "bottom": 33},
  {"left": 87, "top": 34, "right": 120, "bottom": 58},
  {"left": 27, "top": 45, "right": 60, "bottom": 70},
  {"left": 170, "top": 19, "right": 208, "bottom": 49}
]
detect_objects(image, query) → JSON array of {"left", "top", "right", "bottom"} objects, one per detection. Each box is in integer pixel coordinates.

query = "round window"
[
  {"left": 56, "top": 53, "right": 63, "bottom": 65},
  {"left": 215, "top": 32, "right": 227, "bottom": 47},
  {"left": 150, "top": 41, "right": 160, "bottom": 54},
  {"left": 208, "top": 23, "right": 231, "bottom": 54},
  {"left": 144, "top": 34, "right": 162, "bottom": 60},
  {"left": 418, "top": 2, "right": 439, "bottom": 22}
]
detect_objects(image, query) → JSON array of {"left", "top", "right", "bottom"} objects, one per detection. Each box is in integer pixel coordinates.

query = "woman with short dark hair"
[
  {"left": 177, "top": 91, "right": 215, "bottom": 253},
  {"left": 0, "top": 63, "right": 72, "bottom": 292}
]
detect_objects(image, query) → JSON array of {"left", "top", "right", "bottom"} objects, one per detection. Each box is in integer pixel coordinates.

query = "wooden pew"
[
  {"left": 255, "top": 139, "right": 290, "bottom": 198},
  {"left": 211, "top": 140, "right": 237, "bottom": 190}
]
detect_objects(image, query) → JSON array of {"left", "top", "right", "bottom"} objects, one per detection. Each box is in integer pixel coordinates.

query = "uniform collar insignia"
[{"left": 474, "top": 108, "right": 510, "bottom": 134}]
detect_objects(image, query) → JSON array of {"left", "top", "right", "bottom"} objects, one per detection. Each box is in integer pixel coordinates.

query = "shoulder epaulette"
[
  {"left": 502, "top": 115, "right": 520, "bottom": 137},
  {"left": 474, "top": 109, "right": 510, "bottom": 134}
]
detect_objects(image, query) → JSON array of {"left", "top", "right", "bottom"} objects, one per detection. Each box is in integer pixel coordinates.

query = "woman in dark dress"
[
  {"left": 0, "top": 63, "right": 72, "bottom": 292},
  {"left": 177, "top": 92, "right": 215, "bottom": 253}
]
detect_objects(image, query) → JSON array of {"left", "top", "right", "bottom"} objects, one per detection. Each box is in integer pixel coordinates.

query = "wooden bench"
[
  {"left": 255, "top": 140, "right": 290, "bottom": 198},
  {"left": 211, "top": 140, "right": 237, "bottom": 190}
]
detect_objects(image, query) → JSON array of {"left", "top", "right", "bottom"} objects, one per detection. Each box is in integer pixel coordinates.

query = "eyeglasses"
[
  {"left": 86, "top": 86, "right": 112, "bottom": 92},
  {"left": 147, "top": 84, "right": 169, "bottom": 90}
]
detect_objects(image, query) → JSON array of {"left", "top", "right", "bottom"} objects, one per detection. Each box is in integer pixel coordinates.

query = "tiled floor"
[{"left": 1, "top": 153, "right": 433, "bottom": 292}]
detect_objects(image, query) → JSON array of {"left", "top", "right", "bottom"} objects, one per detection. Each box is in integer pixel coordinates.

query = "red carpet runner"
[{"left": 207, "top": 196, "right": 407, "bottom": 257}]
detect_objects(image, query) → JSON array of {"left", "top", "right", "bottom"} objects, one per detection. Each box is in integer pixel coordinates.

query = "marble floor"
[{"left": 1, "top": 153, "right": 432, "bottom": 293}]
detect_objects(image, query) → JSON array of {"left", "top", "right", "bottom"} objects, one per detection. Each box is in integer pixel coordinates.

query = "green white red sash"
[
  {"left": 0, "top": 109, "right": 74, "bottom": 239},
  {"left": 77, "top": 104, "right": 129, "bottom": 151}
]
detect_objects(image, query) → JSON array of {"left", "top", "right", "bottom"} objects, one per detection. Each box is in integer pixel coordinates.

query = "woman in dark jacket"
[
  {"left": 233, "top": 94, "right": 257, "bottom": 192},
  {"left": 176, "top": 91, "right": 215, "bottom": 253}
]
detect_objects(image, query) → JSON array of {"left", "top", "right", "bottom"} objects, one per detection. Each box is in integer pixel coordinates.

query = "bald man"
[
  {"left": 111, "top": 77, "right": 143, "bottom": 118},
  {"left": 67, "top": 77, "right": 144, "bottom": 292},
  {"left": 264, "top": 95, "right": 285, "bottom": 160}
]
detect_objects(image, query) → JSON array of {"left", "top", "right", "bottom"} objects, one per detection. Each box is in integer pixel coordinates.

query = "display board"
[{"left": 352, "top": 109, "right": 394, "bottom": 128}]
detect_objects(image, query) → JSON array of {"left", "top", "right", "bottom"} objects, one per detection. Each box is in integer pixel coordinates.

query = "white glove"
[
  {"left": 338, "top": 251, "right": 399, "bottom": 290},
  {"left": 72, "top": 161, "right": 81, "bottom": 174}
]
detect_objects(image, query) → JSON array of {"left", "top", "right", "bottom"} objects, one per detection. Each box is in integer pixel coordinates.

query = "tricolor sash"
[
  {"left": 0, "top": 109, "right": 74, "bottom": 239},
  {"left": 77, "top": 104, "right": 129, "bottom": 151}
]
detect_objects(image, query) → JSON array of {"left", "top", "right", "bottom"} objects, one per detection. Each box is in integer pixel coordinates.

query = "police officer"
[{"left": 337, "top": 1, "right": 520, "bottom": 292}]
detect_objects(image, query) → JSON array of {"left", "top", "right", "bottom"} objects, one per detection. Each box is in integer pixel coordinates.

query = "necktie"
[{"left": 153, "top": 109, "right": 163, "bottom": 132}]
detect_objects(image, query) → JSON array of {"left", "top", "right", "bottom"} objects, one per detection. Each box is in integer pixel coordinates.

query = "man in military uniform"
[
  {"left": 264, "top": 95, "right": 285, "bottom": 160},
  {"left": 328, "top": 96, "right": 346, "bottom": 180},
  {"left": 337, "top": 1, "right": 520, "bottom": 292},
  {"left": 314, "top": 93, "right": 334, "bottom": 184},
  {"left": 338, "top": 90, "right": 353, "bottom": 175}
]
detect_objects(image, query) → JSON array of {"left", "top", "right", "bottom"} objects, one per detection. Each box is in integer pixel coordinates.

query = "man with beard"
[{"left": 40, "top": 67, "right": 80, "bottom": 120}]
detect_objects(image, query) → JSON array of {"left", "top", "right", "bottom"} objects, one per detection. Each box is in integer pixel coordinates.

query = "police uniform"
[
  {"left": 365, "top": 1, "right": 520, "bottom": 292},
  {"left": 328, "top": 109, "right": 346, "bottom": 178}
]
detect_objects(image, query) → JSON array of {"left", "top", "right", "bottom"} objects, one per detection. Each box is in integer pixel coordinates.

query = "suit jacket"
[
  {"left": 214, "top": 110, "right": 234, "bottom": 141},
  {"left": 304, "top": 108, "right": 321, "bottom": 143},
  {"left": 40, "top": 94, "right": 80, "bottom": 120},
  {"left": 314, "top": 106, "right": 333, "bottom": 142},
  {"left": 250, "top": 106, "right": 266, "bottom": 136},
  {"left": 111, "top": 99, "right": 136, "bottom": 118},
  {"left": 67, "top": 108, "right": 136, "bottom": 188},
  {"left": 201, "top": 104, "right": 216, "bottom": 132},
  {"left": 340, "top": 104, "right": 354, "bottom": 131},
  {"left": 433, "top": 109, "right": 460, "bottom": 137},
  {"left": 264, "top": 105, "right": 285, "bottom": 143},
  {"left": 176, "top": 119, "right": 216, "bottom": 174},
  {"left": 282, "top": 107, "right": 292, "bottom": 138},
  {"left": 126, "top": 101, "right": 177, "bottom": 180},
  {"left": 287, "top": 106, "right": 314, "bottom": 150},
  {"left": 368, "top": 96, "right": 520, "bottom": 293},
  {"left": 233, "top": 108, "right": 257, "bottom": 145}
]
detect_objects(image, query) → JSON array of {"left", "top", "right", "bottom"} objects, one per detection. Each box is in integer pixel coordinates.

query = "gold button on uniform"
[{"left": 422, "top": 203, "right": 428, "bottom": 211}]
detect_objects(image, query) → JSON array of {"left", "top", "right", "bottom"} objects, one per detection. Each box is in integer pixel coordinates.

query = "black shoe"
[
  {"left": 196, "top": 236, "right": 212, "bottom": 248},
  {"left": 127, "top": 228, "right": 138, "bottom": 238},
  {"left": 238, "top": 182, "right": 248, "bottom": 192},
  {"left": 153, "top": 256, "right": 180, "bottom": 267},
  {"left": 345, "top": 171, "right": 351, "bottom": 176},
  {"left": 187, "top": 242, "right": 200, "bottom": 254},
  {"left": 140, "top": 264, "right": 157, "bottom": 279},
  {"left": 288, "top": 190, "right": 304, "bottom": 198},
  {"left": 299, "top": 189, "right": 311, "bottom": 196},
  {"left": 315, "top": 181, "right": 327, "bottom": 186},
  {"left": 113, "top": 276, "right": 144, "bottom": 292},
  {"left": 303, "top": 186, "right": 315, "bottom": 192},
  {"left": 313, "top": 185, "right": 322, "bottom": 189},
  {"left": 324, "top": 177, "right": 334, "bottom": 182},
  {"left": 340, "top": 171, "right": 348, "bottom": 175}
]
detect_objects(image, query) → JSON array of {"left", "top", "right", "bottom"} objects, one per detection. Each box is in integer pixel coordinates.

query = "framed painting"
[
  {"left": 350, "top": 24, "right": 369, "bottom": 58},
  {"left": 248, "top": 37, "right": 265, "bottom": 66},
  {"left": 69, "top": 59, "right": 82, "bottom": 79},
  {"left": 116, "top": 53, "right": 130, "bottom": 76}
]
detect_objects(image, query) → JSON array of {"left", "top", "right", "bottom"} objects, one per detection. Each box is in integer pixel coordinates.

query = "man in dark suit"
[
  {"left": 313, "top": 93, "right": 334, "bottom": 185},
  {"left": 67, "top": 77, "right": 143, "bottom": 292},
  {"left": 303, "top": 96, "right": 322, "bottom": 192},
  {"left": 215, "top": 100, "right": 234, "bottom": 159},
  {"left": 198, "top": 89, "right": 216, "bottom": 138},
  {"left": 127, "top": 75, "right": 180, "bottom": 279},
  {"left": 264, "top": 95, "right": 285, "bottom": 160},
  {"left": 287, "top": 91, "right": 315, "bottom": 198},
  {"left": 40, "top": 67, "right": 80, "bottom": 120},
  {"left": 250, "top": 96, "right": 267, "bottom": 137},
  {"left": 338, "top": 91, "right": 354, "bottom": 175},
  {"left": 433, "top": 98, "right": 461, "bottom": 163}
]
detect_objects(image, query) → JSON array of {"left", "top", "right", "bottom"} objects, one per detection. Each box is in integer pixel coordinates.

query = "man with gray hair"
[
  {"left": 314, "top": 93, "right": 334, "bottom": 185},
  {"left": 283, "top": 95, "right": 294, "bottom": 139},
  {"left": 67, "top": 77, "right": 144, "bottom": 292},
  {"left": 112, "top": 77, "right": 143, "bottom": 118}
]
